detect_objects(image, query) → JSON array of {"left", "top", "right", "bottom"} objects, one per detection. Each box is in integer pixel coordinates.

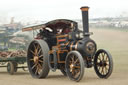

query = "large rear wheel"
[
  {"left": 65, "top": 51, "right": 84, "bottom": 82},
  {"left": 94, "top": 49, "right": 113, "bottom": 78},
  {"left": 27, "top": 40, "right": 50, "bottom": 78}
]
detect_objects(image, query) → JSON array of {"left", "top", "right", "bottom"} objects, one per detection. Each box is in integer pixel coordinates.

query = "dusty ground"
[{"left": 0, "top": 28, "right": 128, "bottom": 85}]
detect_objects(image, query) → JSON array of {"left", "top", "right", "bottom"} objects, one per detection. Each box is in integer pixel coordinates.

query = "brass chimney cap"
[{"left": 80, "top": 6, "right": 89, "bottom": 11}]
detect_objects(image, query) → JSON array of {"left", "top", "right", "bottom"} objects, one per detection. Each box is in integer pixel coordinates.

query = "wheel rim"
[
  {"left": 7, "top": 63, "right": 11, "bottom": 72},
  {"left": 94, "top": 49, "right": 113, "bottom": 78},
  {"left": 96, "top": 52, "right": 109, "bottom": 75},
  {"left": 66, "top": 53, "right": 82, "bottom": 81},
  {"left": 28, "top": 41, "right": 44, "bottom": 76}
]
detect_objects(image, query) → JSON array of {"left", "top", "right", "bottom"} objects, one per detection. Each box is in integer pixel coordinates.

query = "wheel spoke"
[
  {"left": 35, "top": 66, "right": 39, "bottom": 75},
  {"left": 39, "top": 60, "right": 43, "bottom": 63},
  {"left": 69, "top": 61, "right": 72, "bottom": 64},
  {"left": 103, "top": 67, "right": 105, "bottom": 75},
  {"left": 32, "top": 63, "right": 37, "bottom": 69},
  {"left": 36, "top": 44, "right": 40, "bottom": 51},
  {"left": 38, "top": 68, "right": 42, "bottom": 74},
  {"left": 30, "top": 50, "right": 36, "bottom": 56},
  {"left": 106, "top": 62, "right": 109, "bottom": 66},
  {"left": 74, "top": 66, "right": 80, "bottom": 69},
  {"left": 70, "top": 68, "right": 72, "bottom": 72},
  {"left": 37, "top": 48, "right": 42, "bottom": 56},
  {"left": 98, "top": 66, "right": 101, "bottom": 72},
  {"left": 105, "top": 66, "right": 108, "bottom": 74},
  {"left": 98, "top": 66, "right": 100, "bottom": 70},
  {"left": 34, "top": 44, "right": 38, "bottom": 56},
  {"left": 106, "top": 56, "right": 109, "bottom": 62},
  {"left": 37, "top": 63, "right": 42, "bottom": 70},
  {"left": 102, "top": 53, "right": 105, "bottom": 61},
  {"left": 98, "top": 57, "right": 102, "bottom": 61},
  {"left": 39, "top": 55, "right": 43, "bottom": 58},
  {"left": 101, "top": 67, "right": 104, "bottom": 75},
  {"left": 72, "top": 69, "right": 75, "bottom": 76},
  {"left": 71, "top": 55, "right": 75, "bottom": 62},
  {"left": 33, "top": 43, "right": 36, "bottom": 49},
  {"left": 74, "top": 58, "right": 79, "bottom": 64},
  {"left": 100, "top": 54, "right": 103, "bottom": 60},
  {"left": 74, "top": 71, "right": 80, "bottom": 78},
  {"left": 106, "top": 59, "right": 109, "bottom": 62},
  {"left": 33, "top": 44, "right": 37, "bottom": 54}
]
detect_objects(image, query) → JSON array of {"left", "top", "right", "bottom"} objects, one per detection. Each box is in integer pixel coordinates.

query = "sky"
[{"left": 0, "top": 0, "right": 128, "bottom": 23}]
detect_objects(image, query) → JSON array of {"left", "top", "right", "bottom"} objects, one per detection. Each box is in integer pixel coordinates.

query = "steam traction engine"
[{"left": 22, "top": 6, "right": 113, "bottom": 82}]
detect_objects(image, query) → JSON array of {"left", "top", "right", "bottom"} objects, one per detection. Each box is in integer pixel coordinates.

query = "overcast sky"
[{"left": 0, "top": 0, "right": 128, "bottom": 23}]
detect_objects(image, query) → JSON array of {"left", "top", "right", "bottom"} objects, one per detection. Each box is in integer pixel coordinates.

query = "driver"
[{"left": 56, "top": 28, "right": 63, "bottom": 34}]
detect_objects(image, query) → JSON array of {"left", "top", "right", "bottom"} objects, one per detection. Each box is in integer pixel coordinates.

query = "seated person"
[{"left": 62, "top": 28, "right": 71, "bottom": 34}]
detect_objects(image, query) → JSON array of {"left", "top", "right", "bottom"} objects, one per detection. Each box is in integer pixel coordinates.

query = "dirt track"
[{"left": 0, "top": 28, "right": 128, "bottom": 85}]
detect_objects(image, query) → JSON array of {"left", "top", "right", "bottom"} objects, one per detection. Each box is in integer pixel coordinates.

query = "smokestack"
[{"left": 80, "top": 6, "right": 89, "bottom": 36}]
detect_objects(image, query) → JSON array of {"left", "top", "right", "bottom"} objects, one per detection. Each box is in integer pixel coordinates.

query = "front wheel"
[
  {"left": 94, "top": 49, "right": 113, "bottom": 78},
  {"left": 65, "top": 51, "right": 84, "bottom": 82}
]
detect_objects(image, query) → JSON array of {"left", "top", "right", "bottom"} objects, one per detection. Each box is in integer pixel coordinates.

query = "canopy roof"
[{"left": 22, "top": 19, "right": 78, "bottom": 32}]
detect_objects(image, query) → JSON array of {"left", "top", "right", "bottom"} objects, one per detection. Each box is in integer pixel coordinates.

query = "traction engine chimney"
[{"left": 80, "top": 6, "right": 89, "bottom": 36}]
